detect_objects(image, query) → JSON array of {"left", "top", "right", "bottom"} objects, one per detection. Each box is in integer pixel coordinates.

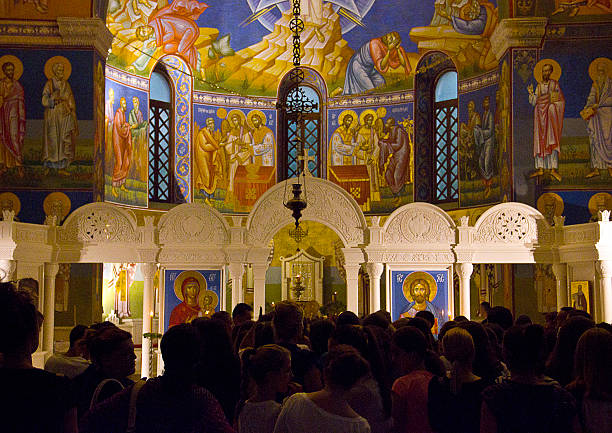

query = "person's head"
[
  {"left": 232, "top": 302, "right": 253, "bottom": 327},
  {"left": 206, "top": 117, "right": 215, "bottom": 130},
  {"left": 503, "top": 324, "right": 545, "bottom": 375},
  {"left": 308, "top": 318, "right": 335, "bottom": 355},
  {"left": 211, "top": 311, "right": 232, "bottom": 335},
  {"left": 336, "top": 310, "right": 360, "bottom": 327},
  {"left": 547, "top": 315, "right": 595, "bottom": 385},
  {"left": 132, "top": 96, "right": 139, "bottom": 110},
  {"left": 17, "top": 278, "right": 39, "bottom": 301},
  {"left": 160, "top": 323, "right": 200, "bottom": 380},
  {"left": 0, "top": 282, "right": 41, "bottom": 357},
  {"left": 483, "top": 96, "right": 490, "bottom": 111},
  {"left": 329, "top": 325, "right": 368, "bottom": 358},
  {"left": 68, "top": 324, "right": 90, "bottom": 357},
  {"left": 596, "top": 63, "right": 607, "bottom": 85},
  {"left": 363, "top": 113, "right": 374, "bottom": 127},
  {"left": 120, "top": 97, "right": 127, "bottom": 111},
  {"left": 391, "top": 326, "right": 427, "bottom": 374},
  {"left": 341, "top": 113, "right": 353, "bottom": 129},
  {"left": 231, "top": 113, "right": 242, "bottom": 127},
  {"left": 544, "top": 311, "right": 557, "bottom": 328},
  {"left": 574, "top": 328, "right": 612, "bottom": 399},
  {"left": 385, "top": 117, "right": 395, "bottom": 130},
  {"left": 181, "top": 277, "right": 200, "bottom": 307},
  {"left": 406, "top": 317, "right": 434, "bottom": 349},
  {"left": 515, "top": 314, "right": 532, "bottom": 327},
  {"left": 382, "top": 31, "right": 401, "bottom": 47},
  {"left": 362, "top": 310, "right": 391, "bottom": 330},
  {"left": 487, "top": 306, "right": 513, "bottom": 330},
  {"left": 438, "top": 320, "right": 457, "bottom": 343},
  {"left": 323, "top": 344, "right": 370, "bottom": 392},
  {"left": 108, "top": 88, "right": 115, "bottom": 102},
  {"left": 2, "top": 62, "right": 14, "bottom": 79},
  {"left": 52, "top": 62, "right": 64, "bottom": 79},
  {"left": 458, "top": 321, "right": 498, "bottom": 380},
  {"left": 542, "top": 63, "right": 553, "bottom": 82},
  {"left": 88, "top": 327, "right": 135, "bottom": 379},
  {"left": 272, "top": 301, "right": 304, "bottom": 343},
  {"left": 135, "top": 25, "right": 154, "bottom": 41},
  {"left": 468, "top": 100, "right": 475, "bottom": 113},
  {"left": 410, "top": 279, "right": 430, "bottom": 305},
  {"left": 251, "top": 113, "right": 262, "bottom": 128},
  {"left": 192, "top": 317, "right": 235, "bottom": 365},
  {"left": 442, "top": 327, "right": 475, "bottom": 367},
  {"left": 244, "top": 344, "right": 291, "bottom": 392},
  {"left": 415, "top": 310, "right": 435, "bottom": 329}
]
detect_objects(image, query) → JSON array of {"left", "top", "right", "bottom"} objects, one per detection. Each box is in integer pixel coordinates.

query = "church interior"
[{"left": 0, "top": 0, "right": 611, "bottom": 378}]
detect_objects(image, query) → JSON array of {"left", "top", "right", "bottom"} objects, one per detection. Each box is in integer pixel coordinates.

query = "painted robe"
[
  {"left": 529, "top": 79, "right": 565, "bottom": 169},
  {"left": 585, "top": 76, "right": 612, "bottom": 169},
  {"left": 330, "top": 125, "right": 356, "bottom": 165},
  {"left": 112, "top": 107, "right": 132, "bottom": 187},
  {"left": 252, "top": 126, "right": 275, "bottom": 166},
  {"left": 0, "top": 76, "right": 25, "bottom": 169},
  {"left": 42, "top": 77, "right": 78, "bottom": 169},
  {"left": 194, "top": 126, "right": 222, "bottom": 196},
  {"left": 379, "top": 124, "right": 411, "bottom": 195},
  {"left": 476, "top": 109, "right": 495, "bottom": 180},
  {"left": 355, "top": 125, "right": 381, "bottom": 201}
]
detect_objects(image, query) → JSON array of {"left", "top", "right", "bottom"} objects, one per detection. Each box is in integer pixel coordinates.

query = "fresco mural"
[
  {"left": 94, "top": 59, "right": 106, "bottom": 203},
  {"left": 389, "top": 268, "right": 451, "bottom": 335},
  {"left": 536, "top": 190, "right": 612, "bottom": 225},
  {"left": 164, "top": 269, "right": 222, "bottom": 330},
  {"left": 104, "top": 77, "right": 148, "bottom": 207},
  {"left": 327, "top": 103, "right": 413, "bottom": 212},
  {"left": 0, "top": 49, "right": 94, "bottom": 190},
  {"left": 513, "top": 41, "right": 612, "bottom": 194},
  {"left": 0, "top": 0, "right": 91, "bottom": 18},
  {"left": 192, "top": 105, "right": 277, "bottom": 212},
  {"left": 105, "top": 0, "right": 501, "bottom": 97}
]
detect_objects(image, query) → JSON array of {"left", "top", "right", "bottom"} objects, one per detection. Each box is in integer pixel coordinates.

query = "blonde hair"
[{"left": 442, "top": 328, "right": 475, "bottom": 394}]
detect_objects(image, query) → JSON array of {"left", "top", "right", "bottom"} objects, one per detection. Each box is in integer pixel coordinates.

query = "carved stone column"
[
  {"left": 455, "top": 263, "right": 474, "bottom": 319},
  {"left": 366, "top": 262, "right": 384, "bottom": 313},
  {"left": 228, "top": 263, "right": 246, "bottom": 308},
  {"left": 43, "top": 263, "right": 59, "bottom": 354},
  {"left": 344, "top": 263, "right": 361, "bottom": 314},
  {"left": 0, "top": 258, "right": 16, "bottom": 282},
  {"left": 551, "top": 263, "right": 568, "bottom": 311},
  {"left": 597, "top": 260, "right": 612, "bottom": 323},
  {"left": 252, "top": 263, "right": 268, "bottom": 319},
  {"left": 140, "top": 263, "right": 157, "bottom": 378}
]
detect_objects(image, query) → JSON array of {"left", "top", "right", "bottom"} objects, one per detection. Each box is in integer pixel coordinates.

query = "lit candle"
[
  {"left": 149, "top": 310, "right": 154, "bottom": 334},
  {"left": 332, "top": 291, "right": 337, "bottom": 302},
  {"left": 271, "top": 301, "right": 275, "bottom": 306}
]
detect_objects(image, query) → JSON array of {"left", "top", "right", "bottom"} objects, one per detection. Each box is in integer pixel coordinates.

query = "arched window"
[
  {"left": 148, "top": 65, "right": 173, "bottom": 202},
  {"left": 277, "top": 69, "right": 327, "bottom": 181},
  {"left": 433, "top": 71, "right": 458, "bottom": 203}
]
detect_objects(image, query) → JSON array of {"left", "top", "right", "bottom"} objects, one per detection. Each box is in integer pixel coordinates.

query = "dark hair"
[
  {"left": 69, "top": 324, "right": 88, "bottom": 348},
  {"left": 324, "top": 345, "right": 370, "bottom": 391},
  {"left": 454, "top": 315, "right": 469, "bottom": 323},
  {"left": 160, "top": 323, "right": 200, "bottom": 376},
  {"left": 406, "top": 317, "right": 434, "bottom": 350},
  {"left": 546, "top": 316, "right": 594, "bottom": 386},
  {"left": 362, "top": 311, "right": 391, "bottom": 330},
  {"left": 597, "top": 322, "right": 612, "bottom": 334},
  {"left": 89, "top": 321, "right": 118, "bottom": 331},
  {"left": 253, "top": 320, "right": 275, "bottom": 348},
  {"left": 232, "top": 303, "right": 253, "bottom": 320},
  {"left": 243, "top": 344, "right": 290, "bottom": 386},
  {"left": 487, "top": 306, "right": 513, "bottom": 330},
  {"left": 1, "top": 61, "right": 14, "bottom": 72},
  {"left": 458, "top": 321, "right": 499, "bottom": 382},
  {"left": 574, "top": 328, "right": 612, "bottom": 399},
  {"left": 438, "top": 320, "right": 457, "bottom": 343},
  {"left": 515, "top": 314, "right": 532, "bottom": 327},
  {"left": 415, "top": 310, "right": 435, "bottom": 328},
  {"left": 0, "top": 282, "right": 39, "bottom": 354},
  {"left": 309, "top": 319, "right": 335, "bottom": 355},
  {"left": 503, "top": 324, "right": 545, "bottom": 373},
  {"left": 88, "top": 327, "right": 132, "bottom": 364},
  {"left": 392, "top": 326, "right": 427, "bottom": 359},
  {"left": 330, "top": 325, "right": 368, "bottom": 357},
  {"left": 272, "top": 301, "right": 303, "bottom": 342},
  {"left": 336, "top": 310, "right": 360, "bottom": 327}
]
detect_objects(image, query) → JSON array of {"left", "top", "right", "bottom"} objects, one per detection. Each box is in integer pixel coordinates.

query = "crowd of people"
[{"left": 1, "top": 280, "right": 611, "bottom": 433}]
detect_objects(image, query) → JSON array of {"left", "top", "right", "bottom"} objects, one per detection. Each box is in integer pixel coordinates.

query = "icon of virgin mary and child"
[{"left": 169, "top": 271, "right": 218, "bottom": 327}]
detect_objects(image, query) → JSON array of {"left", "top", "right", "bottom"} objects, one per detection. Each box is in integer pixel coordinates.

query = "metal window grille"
[
  {"left": 148, "top": 99, "right": 173, "bottom": 202},
  {"left": 434, "top": 99, "right": 458, "bottom": 202}
]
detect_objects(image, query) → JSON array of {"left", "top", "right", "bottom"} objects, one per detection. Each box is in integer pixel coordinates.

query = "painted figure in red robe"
[
  {"left": 111, "top": 97, "right": 132, "bottom": 197},
  {"left": 169, "top": 277, "right": 203, "bottom": 327}
]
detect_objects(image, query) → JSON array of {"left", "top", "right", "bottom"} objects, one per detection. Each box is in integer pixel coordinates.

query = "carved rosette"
[
  {"left": 383, "top": 209, "right": 454, "bottom": 244},
  {"left": 474, "top": 209, "right": 537, "bottom": 244},
  {"left": 158, "top": 205, "right": 228, "bottom": 245},
  {"left": 59, "top": 205, "right": 138, "bottom": 243}
]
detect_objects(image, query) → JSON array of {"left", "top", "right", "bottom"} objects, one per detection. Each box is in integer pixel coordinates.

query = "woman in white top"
[
  {"left": 237, "top": 344, "right": 292, "bottom": 433},
  {"left": 273, "top": 345, "right": 371, "bottom": 433}
]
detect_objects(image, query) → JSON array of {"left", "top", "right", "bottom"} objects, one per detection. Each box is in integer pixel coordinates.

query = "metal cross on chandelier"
[{"left": 280, "top": 0, "right": 318, "bottom": 229}]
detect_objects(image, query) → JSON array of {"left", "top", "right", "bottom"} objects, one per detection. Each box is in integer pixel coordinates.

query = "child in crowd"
[{"left": 237, "top": 344, "right": 292, "bottom": 433}]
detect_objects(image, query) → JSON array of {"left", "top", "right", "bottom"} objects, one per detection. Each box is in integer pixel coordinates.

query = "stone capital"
[
  {"left": 0, "top": 259, "right": 16, "bottom": 282},
  {"left": 44, "top": 262, "right": 60, "bottom": 279},
  {"left": 141, "top": 263, "right": 157, "bottom": 279},
  {"left": 57, "top": 17, "right": 114, "bottom": 57},
  {"left": 228, "top": 263, "right": 246, "bottom": 279},
  {"left": 597, "top": 260, "right": 612, "bottom": 278},
  {"left": 551, "top": 262, "right": 567, "bottom": 280},
  {"left": 365, "top": 262, "right": 384, "bottom": 280},
  {"left": 455, "top": 262, "right": 474, "bottom": 279},
  {"left": 490, "top": 18, "right": 548, "bottom": 60}
]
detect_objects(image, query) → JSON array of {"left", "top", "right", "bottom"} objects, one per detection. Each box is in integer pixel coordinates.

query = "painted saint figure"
[
  {"left": 330, "top": 111, "right": 357, "bottom": 165},
  {"left": 42, "top": 60, "right": 78, "bottom": 176},
  {"left": 194, "top": 117, "right": 223, "bottom": 201},
  {"left": 583, "top": 59, "right": 612, "bottom": 178},
  {"left": 0, "top": 60, "right": 25, "bottom": 178},
  {"left": 343, "top": 32, "right": 411, "bottom": 95},
  {"left": 223, "top": 111, "right": 253, "bottom": 200},
  {"left": 379, "top": 117, "right": 411, "bottom": 202},
  {"left": 249, "top": 111, "right": 275, "bottom": 167},
  {"left": 475, "top": 96, "right": 495, "bottom": 197},
  {"left": 400, "top": 278, "right": 442, "bottom": 326},
  {"left": 128, "top": 96, "right": 147, "bottom": 180},
  {"left": 354, "top": 111, "right": 381, "bottom": 202},
  {"left": 111, "top": 97, "right": 133, "bottom": 197},
  {"left": 528, "top": 62, "right": 565, "bottom": 182},
  {"left": 169, "top": 277, "right": 203, "bottom": 327}
]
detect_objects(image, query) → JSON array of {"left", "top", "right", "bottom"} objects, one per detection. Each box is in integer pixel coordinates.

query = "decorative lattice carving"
[
  {"left": 383, "top": 208, "right": 454, "bottom": 244},
  {"left": 474, "top": 208, "right": 538, "bottom": 244},
  {"left": 158, "top": 204, "right": 228, "bottom": 245},
  {"left": 59, "top": 204, "right": 138, "bottom": 243}
]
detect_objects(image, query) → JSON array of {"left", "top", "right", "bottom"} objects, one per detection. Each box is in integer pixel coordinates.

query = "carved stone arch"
[
  {"left": 246, "top": 177, "right": 366, "bottom": 249},
  {"left": 473, "top": 202, "right": 549, "bottom": 245},
  {"left": 382, "top": 202, "right": 456, "bottom": 245},
  {"left": 59, "top": 202, "right": 139, "bottom": 243},
  {"left": 158, "top": 203, "right": 229, "bottom": 246}
]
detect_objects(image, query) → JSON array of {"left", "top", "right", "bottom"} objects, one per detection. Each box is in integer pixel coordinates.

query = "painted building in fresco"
[{"left": 1, "top": 0, "right": 612, "bottom": 322}]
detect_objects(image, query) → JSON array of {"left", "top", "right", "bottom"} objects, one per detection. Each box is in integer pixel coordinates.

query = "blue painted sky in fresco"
[{"left": 193, "top": 0, "right": 437, "bottom": 52}]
